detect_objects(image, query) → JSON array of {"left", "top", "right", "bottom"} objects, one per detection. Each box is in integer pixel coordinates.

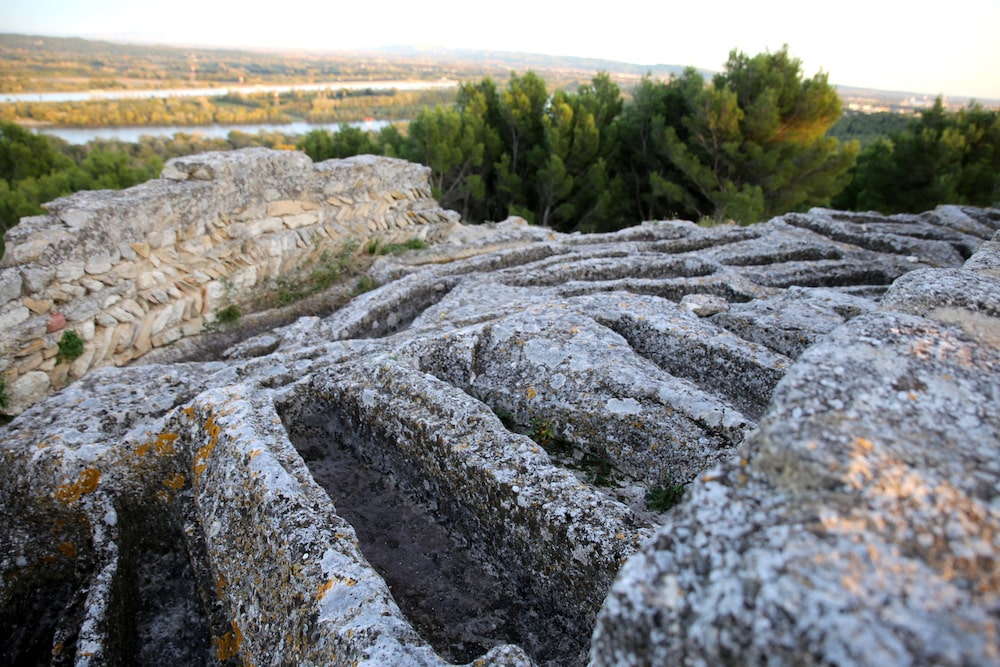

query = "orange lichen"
[
  {"left": 57, "top": 541, "right": 76, "bottom": 558},
  {"left": 55, "top": 468, "right": 101, "bottom": 505},
  {"left": 153, "top": 432, "right": 179, "bottom": 456},
  {"left": 215, "top": 574, "right": 227, "bottom": 598},
  {"left": 318, "top": 580, "right": 334, "bottom": 600},
  {"left": 215, "top": 621, "right": 243, "bottom": 661},
  {"left": 163, "top": 473, "right": 185, "bottom": 491},
  {"left": 193, "top": 412, "right": 221, "bottom": 479},
  {"left": 525, "top": 387, "right": 537, "bottom": 400}
]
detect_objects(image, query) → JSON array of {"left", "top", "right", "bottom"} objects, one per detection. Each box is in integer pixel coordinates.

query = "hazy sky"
[{"left": 3, "top": 0, "right": 999, "bottom": 99}]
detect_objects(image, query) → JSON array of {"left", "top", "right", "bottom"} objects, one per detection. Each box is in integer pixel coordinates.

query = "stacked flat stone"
[{"left": 0, "top": 149, "right": 459, "bottom": 414}]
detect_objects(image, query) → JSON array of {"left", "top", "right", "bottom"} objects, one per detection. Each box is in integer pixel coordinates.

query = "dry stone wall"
[{"left": 0, "top": 148, "right": 459, "bottom": 414}]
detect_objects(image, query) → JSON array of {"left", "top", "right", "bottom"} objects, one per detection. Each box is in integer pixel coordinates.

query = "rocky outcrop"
[
  {"left": 0, "top": 149, "right": 459, "bottom": 414},
  {"left": 590, "top": 224, "right": 1000, "bottom": 666},
  {"left": 1, "top": 155, "right": 998, "bottom": 667}
]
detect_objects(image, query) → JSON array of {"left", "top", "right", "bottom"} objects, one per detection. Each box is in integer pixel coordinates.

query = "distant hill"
[
  {"left": 2, "top": 33, "right": 996, "bottom": 107},
  {"left": 375, "top": 44, "right": 704, "bottom": 80},
  {"left": 0, "top": 33, "right": 707, "bottom": 94}
]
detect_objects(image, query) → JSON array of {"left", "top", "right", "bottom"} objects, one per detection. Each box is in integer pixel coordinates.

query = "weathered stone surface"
[
  {"left": 590, "top": 229, "right": 1000, "bottom": 666},
  {"left": 1, "top": 153, "right": 998, "bottom": 667},
  {"left": 4, "top": 370, "right": 50, "bottom": 413},
  {"left": 0, "top": 269, "right": 21, "bottom": 307}
]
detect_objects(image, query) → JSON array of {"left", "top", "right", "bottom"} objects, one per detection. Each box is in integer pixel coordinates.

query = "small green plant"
[
  {"left": 492, "top": 406, "right": 516, "bottom": 430},
  {"left": 215, "top": 304, "right": 242, "bottom": 325},
  {"left": 0, "top": 376, "right": 9, "bottom": 411},
  {"left": 528, "top": 418, "right": 573, "bottom": 457},
  {"left": 366, "top": 237, "right": 429, "bottom": 256},
  {"left": 353, "top": 275, "right": 376, "bottom": 295},
  {"left": 646, "top": 483, "right": 687, "bottom": 512},
  {"left": 273, "top": 246, "right": 358, "bottom": 305},
  {"left": 579, "top": 452, "right": 614, "bottom": 486},
  {"left": 57, "top": 330, "right": 85, "bottom": 363}
]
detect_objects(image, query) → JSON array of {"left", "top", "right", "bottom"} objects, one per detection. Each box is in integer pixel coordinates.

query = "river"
[
  {"left": 5, "top": 78, "right": 453, "bottom": 144},
  {"left": 35, "top": 119, "right": 399, "bottom": 144},
  {"left": 0, "top": 79, "right": 456, "bottom": 104}
]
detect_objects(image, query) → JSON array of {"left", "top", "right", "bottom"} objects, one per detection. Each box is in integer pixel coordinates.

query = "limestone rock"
[
  {"left": 2, "top": 154, "right": 998, "bottom": 667},
  {"left": 590, "top": 225, "right": 1000, "bottom": 666},
  {"left": 3, "top": 371, "right": 50, "bottom": 414}
]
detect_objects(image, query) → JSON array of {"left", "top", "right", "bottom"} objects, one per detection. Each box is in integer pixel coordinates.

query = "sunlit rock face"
[{"left": 1, "top": 154, "right": 998, "bottom": 667}]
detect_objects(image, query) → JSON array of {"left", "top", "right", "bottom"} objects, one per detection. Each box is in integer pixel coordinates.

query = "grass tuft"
[{"left": 57, "top": 330, "right": 84, "bottom": 363}]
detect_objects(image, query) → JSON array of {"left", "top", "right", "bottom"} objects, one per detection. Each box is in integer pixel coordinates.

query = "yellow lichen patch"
[
  {"left": 163, "top": 473, "right": 186, "bottom": 491},
  {"left": 57, "top": 541, "right": 76, "bottom": 558},
  {"left": 214, "top": 622, "right": 242, "bottom": 661},
  {"left": 193, "top": 413, "right": 221, "bottom": 480},
  {"left": 317, "top": 580, "right": 334, "bottom": 600},
  {"left": 249, "top": 448, "right": 262, "bottom": 460},
  {"left": 182, "top": 406, "right": 197, "bottom": 419},
  {"left": 55, "top": 468, "right": 101, "bottom": 505},
  {"left": 855, "top": 437, "right": 875, "bottom": 451},
  {"left": 153, "top": 432, "right": 179, "bottom": 456},
  {"left": 155, "top": 489, "right": 171, "bottom": 504},
  {"left": 525, "top": 387, "right": 537, "bottom": 400},
  {"left": 205, "top": 413, "right": 221, "bottom": 446},
  {"left": 136, "top": 442, "right": 152, "bottom": 457}
]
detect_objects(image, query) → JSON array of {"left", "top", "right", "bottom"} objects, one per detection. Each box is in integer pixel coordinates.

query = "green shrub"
[
  {"left": 57, "top": 330, "right": 85, "bottom": 363},
  {"left": 492, "top": 406, "right": 516, "bottom": 430},
  {"left": 0, "top": 376, "right": 8, "bottom": 410},
  {"left": 215, "top": 304, "right": 242, "bottom": 325},
  {"left": 353, "top": 275, "right": 376, "bottom": 295},
  {"left": 646, "top": 483, "right": 686, "bottom": 512},
  {"left": 366, "top": 237, "right": 429, "bottom": 256}
]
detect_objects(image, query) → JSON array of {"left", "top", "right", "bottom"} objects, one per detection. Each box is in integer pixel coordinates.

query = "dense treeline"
[
  {"left": 833, "top": 98, "right": 1000, "bottom": 212},
  {"left": 301, "top": 50, "right": 999, "bottom": 228},
  {"left": 301, "top": 47, "right": 859, "bottom": 230},
  {"left": 828, "top": 111, "right": 912, "bottom": 149},
  {"left": 0, "top": 88, "right": 456, "bottom": 128}
]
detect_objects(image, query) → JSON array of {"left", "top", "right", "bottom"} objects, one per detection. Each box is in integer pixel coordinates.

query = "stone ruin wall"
[{"left": 0, "top": 148, "right": 459, "bottom": 413}]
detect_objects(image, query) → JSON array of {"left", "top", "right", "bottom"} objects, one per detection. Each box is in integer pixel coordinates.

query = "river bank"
[
  {"left": 0, "top": 79, "right": 456, "bottom": 104},
  {"left": 34, "top": 119, "right": 399, "bottom": 144}
]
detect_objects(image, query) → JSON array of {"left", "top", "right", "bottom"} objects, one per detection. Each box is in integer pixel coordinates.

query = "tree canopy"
[
  {"left": 833, "top": 98, "right": 1000, "bottom": 212},
  {"left": 381, "top": 46, "right": 858, "bottom": 229}
]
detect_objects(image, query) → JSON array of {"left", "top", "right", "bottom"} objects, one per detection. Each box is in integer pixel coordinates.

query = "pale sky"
[{"left": 3, "top": 0, "right": 999, "bottom": 100}]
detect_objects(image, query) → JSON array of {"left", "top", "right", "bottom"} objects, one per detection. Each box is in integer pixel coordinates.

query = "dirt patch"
[{"left": 295, "top": 434, "right": 520, "bottom": 664}]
